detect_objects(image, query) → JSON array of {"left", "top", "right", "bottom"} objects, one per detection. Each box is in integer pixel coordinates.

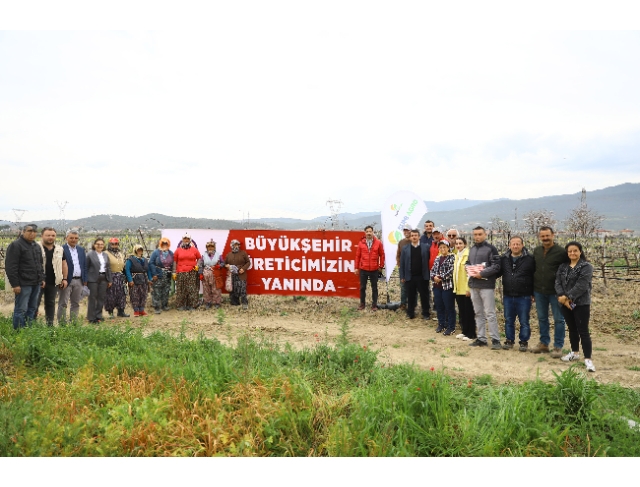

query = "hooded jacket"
[
  {"left": 465, "top": 240, "right": 500, "bottom": 290},
  {"left": 497, "top": 248, "right": 535, "bottom": 297},
  {"left": 355, "top": 236, "right": 385, "bottom": 272}
]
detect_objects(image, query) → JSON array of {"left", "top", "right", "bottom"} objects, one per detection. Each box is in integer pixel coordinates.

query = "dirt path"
[{"left": 2, "top": 283, "right": 640, "bottom": 388}]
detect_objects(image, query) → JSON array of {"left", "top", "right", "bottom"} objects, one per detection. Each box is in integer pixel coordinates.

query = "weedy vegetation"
[{"left": 1, "top": 312, "right": 639, "bottom": 457}]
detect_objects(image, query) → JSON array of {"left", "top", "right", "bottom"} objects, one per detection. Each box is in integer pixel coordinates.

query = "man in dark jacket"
[
  {"left": 355, "top": 225, "right": 385, "bottom": 311},
  {"left": 530, "top": 226, "right": 569, "bottom": 357},
  {"left": 497, "top": 236, "right": 535, "bottom": 352},
  {"left": 466, "top": 226, "right": 501, "bottom": 349},
  {"left": 395, "top": 224, "right": 412, "bottom": 309},
  {"left": 4, "top": 224, "right": 45, "bottom": 329},
  {"left": 399, "top": 229, "right": 430, "bottom": 319}
]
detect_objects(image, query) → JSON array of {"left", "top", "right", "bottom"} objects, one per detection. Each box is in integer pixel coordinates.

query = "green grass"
[
  {"left": 628, "top": 366, "right": 640, "bottom": 372},
  {"left": 1, "top": 313, "right": 639, "bottom": 456},
  {"left": 0, "top": 275, "right": 4, "bottom": 291}
]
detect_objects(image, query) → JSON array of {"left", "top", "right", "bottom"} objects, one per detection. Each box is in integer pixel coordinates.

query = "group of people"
[
  {"left": 4, "top": 226, "right": 252, "bottom": 328},
  {"left": 358, "top": 221, "right": 596, "bottom": 373}
]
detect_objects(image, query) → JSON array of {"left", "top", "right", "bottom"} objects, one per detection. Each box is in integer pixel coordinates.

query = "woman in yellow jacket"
[{"left": 453, "top": 237, "right": 476, "bottom": 340}]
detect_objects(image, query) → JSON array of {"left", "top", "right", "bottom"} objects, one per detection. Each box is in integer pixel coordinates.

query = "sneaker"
[
  {"left": 133, "top": 311, "right": 141, "bottom": 317},
  {"left": 139, "top": 310, "right": 148, "bottom": 317},
  {"left": 162, "top": 306, "right": 171, "bottom": 311},
  {"left": 529, "top": 342, "right": 550, "bottom": 354},
  {"left": 491, "top": 339, "right": 502, "bottom": 350},
  {"left": 154, "top": 308, "right": 162, "bottom": 314},
  {"left": 561, "top": 351, "right": 580, "bottom": 362},
  {"left": 518, "top": 341, "right": 528, "bottom": 352},
  {"left": 117, "top": 310, "right": 130, "bottom": 318},
  {"left": 357, "top": 304, "right": 365, "bottom": 311},
  {"left": 502, "top": 340, "right": 514, "bottom": 350},
  {"left": 550, "top": 347, "right": 563, "bottom": 358},
  {"left": 406, "top": 314, "right": 416, "bottom": 320},
  {"left": 205, "top": 303, "right": 212, "bottom": 310},
  {"left": 213, "top": 304, "right": 221, "bottom": 309},
  {"left": 456, "top": 333, "right": 466, "bottom": 339},
  {"left": 469, "top": 339, "right": 488, "bottom": 347},
  {"left": 432, "top": 317, "right": 438, "bottom": 322},
  {"left": 435, "top": 326, "right": 444, "bottom": 333},
  {"left": 399, "top": 304, "right": 406, "bottom": 310},
  {"left": 585, "top": 359, "right": 596, "bottom": 372},
  {"left": 371, "top": 305, "right": 379, "bottom": 311},
  {"left": 177, "top": 307, "right": 186, "bottom": 311},
  {"left": 242, "top": 303, "right": 248, "bottom": 310},
  {"left": 462, "top": 336, "right": 472, "bottom": 341},
  {"left": 443, "top": 329, "right": 455, "bottom": 336}
]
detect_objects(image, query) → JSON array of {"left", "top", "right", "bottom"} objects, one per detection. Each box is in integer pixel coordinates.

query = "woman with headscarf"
[
  {"left": 86, "top": 237, "right": 113, "bottom": 324},
  {"left": 173, "top": 233, "right": 202, "bottom": 311},
  {"left": 225, "top": 239, "right": 251, "bottom": 309},
  {"left": 199, "top": 239, "right": 224, "bottom": 309},
  {"left": 104, "top": 237, "right": 130, "bottom": 318},
  {"left": 148, "top": 237, "right": 174, "bottom": 314},
  {"left": 125, "top": 244, "right": 152, "bottom": 317}
]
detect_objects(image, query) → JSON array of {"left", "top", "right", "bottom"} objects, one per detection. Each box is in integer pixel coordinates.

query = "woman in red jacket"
[{"left": 173, "top": 233, "right": 202, "bottom": 311}]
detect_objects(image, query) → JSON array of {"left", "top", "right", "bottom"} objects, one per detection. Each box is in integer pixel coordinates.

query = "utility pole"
[
  {"left": 56, "top": 200, "right": 68, "bottom": 232},
  {"left": 326, "top": 199, "right": 343, "bottom": 230}
]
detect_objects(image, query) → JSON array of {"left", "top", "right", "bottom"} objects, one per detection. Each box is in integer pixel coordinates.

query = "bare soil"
[{"left": 2, "top": 280, "right": 640, "bottom": 388}]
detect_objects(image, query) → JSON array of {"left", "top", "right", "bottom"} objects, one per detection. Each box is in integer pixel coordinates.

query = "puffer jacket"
[
  {"left": 555, "top": 259, "right": 593, "bottom": 306},
  {"left": 466, "top": 240, "right": 500, "bottom": 289},
  {"left": 355, "top": 236, "right": 385, "bottom": 272},
  {"left": 498, "top": 248, "right": 535, "bottom": 297},
  {"left": 5, "top": 237, "right": 45, "bottom": 287}
]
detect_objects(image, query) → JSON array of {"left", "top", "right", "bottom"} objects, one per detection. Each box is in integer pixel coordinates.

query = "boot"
[
  {"left": 529, "top": 342, "right": 550, "bottom": 354},
  {"left": 117, "top": 309, "right": 130, "bottom": 318}
]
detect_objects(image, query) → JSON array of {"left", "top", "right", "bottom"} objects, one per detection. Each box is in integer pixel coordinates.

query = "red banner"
[{"left": 224, "top": 229, "right": 361, "bottom": 298}]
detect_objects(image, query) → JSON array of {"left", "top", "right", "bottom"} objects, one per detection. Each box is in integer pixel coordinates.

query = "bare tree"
[
  {"left": 522, "top": 209, "right": 557, "bottom": 235},
  {"left": 564, "top": 188, "right": 605, "bottom": 239},
  {"left": 489, "top": 216, "right": 513, "bottom": 250}
]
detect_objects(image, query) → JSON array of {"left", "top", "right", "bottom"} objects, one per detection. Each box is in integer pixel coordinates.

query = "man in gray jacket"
[
  {"left": 465, "top": 226, "right": 502, "bottom": 349},
  {"left": 4, "top": 224, "right": 45, "bottom": 329}
]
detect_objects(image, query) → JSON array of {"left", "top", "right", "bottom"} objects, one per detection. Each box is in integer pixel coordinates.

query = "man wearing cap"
[
  {"left": 5, "top": 224, "right": 45, "bottom": 329},
  {"left": 225, "top": 239, "right": 251, "bottom": 309},
  {"left": 395, "top": 224, "right": 412, "bottom": 309},
  {"left": 57, "top": 230, "right": 88, "bottom": 324},
  {"left": 36, "top": 227, "right": 68, "bottom": 325},
  {"left": 104, "top": 237, "right": 130, "bottom": 318},
  {"left": 149, "top": 237, "right": 174, "bottom": 313}
]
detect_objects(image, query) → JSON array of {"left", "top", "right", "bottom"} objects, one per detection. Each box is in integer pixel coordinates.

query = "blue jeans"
[
  {"left": 503, "top": 295, "right": 532, "bottom": 343},
  {"left": 433, "top": 287, "right": 455, "bottom": 332},
  {"left": 13, "top": 285, "right": 41, "bottom": 330},
  {"left": 534, "top": 292, "right": 566, "bottom": 349}
]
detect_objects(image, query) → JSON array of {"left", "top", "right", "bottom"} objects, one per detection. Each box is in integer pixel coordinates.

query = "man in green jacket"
[{"left": 530, "top": 226, "right": 569, "bottom": 357}]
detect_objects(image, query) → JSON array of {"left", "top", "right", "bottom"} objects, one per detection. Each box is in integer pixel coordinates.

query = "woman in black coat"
[{"left": 555, "top": 241, "right": 595, "bottom": 372}]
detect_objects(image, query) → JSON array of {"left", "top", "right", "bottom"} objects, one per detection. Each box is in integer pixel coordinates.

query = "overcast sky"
[{"left": 1, "top": 3, "right": 639, "bottom": 223}]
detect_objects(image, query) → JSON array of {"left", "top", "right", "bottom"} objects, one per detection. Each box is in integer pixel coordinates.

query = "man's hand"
[
  {"left": 107, "top": 282, "right": 112, "bottom": 288},
  {"left": 60, "top": 281, "right": 68, "bottom": 290},
  {"left": 354, "top": 269, "right": 360, "bottom": 276},
  {"left": 41, "top": 281, "right": 46, "bottom": 289},
  {"left": 152, "top": 275, "right": 158, "bottom": 282},
  {"left": 12, "top": 286, "right": 21, "bottom": 295},
  {"left": 557, "top": 295, "right": 567, "bottom": 305},
  {"left": 401, "top": 279, "right": 405, "bottom": 283}
]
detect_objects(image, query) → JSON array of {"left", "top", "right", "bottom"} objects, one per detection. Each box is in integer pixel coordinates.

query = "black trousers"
[
  {"left": 37, "top": 282, "right": 58, "bottom": 325},
  {"left": 455, "top": 294, "right": 476, "bottom": 338},
  {"left": 560, "top": 304, "right": 592, "bottom": 359},
  {"left": 405, "top": 276, "right": 429, "bottom": 318},
  {"left": 359, "top": 270, "right": 378, "bottom": 306}
]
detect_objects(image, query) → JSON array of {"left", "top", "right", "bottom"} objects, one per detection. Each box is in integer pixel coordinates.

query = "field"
[
  {"left": 1, "top": 277, "right": 640, "bottom": 456},
  {"left": 1, "top": 231, "right": 640, "bottom": 456}
]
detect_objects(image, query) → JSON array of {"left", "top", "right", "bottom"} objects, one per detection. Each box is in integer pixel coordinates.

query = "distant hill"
[{"left": 5, "top": 183, "right": 638, "bottom": 234}]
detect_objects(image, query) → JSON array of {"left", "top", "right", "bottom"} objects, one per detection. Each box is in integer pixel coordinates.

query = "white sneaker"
[
  {"left": 561, "top": 351, "right": 580, "bottom": 362},
  {"left": 456, "top": 334, "right": 466, "bottom": 339},
  {"left": 462, "top": 336, "right": 472, "bottom": 341},
  {"left": 585, "top": 359, "right": 596, "bottom": 372}
]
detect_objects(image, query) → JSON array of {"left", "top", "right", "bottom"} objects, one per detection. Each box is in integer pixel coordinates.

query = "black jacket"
[
  {"left": 4, "top": 236, "right": 45, "bottom": 287},
  {"left": 498, "top": 248, "right": 535, "bottom": 297},
  {"left": 555, "top": 259, "right": 593, "bottom": 306}
]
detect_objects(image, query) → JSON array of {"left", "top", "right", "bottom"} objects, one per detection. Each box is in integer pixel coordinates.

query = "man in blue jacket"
[
  {"left": 57, "top": 230, "right": 88, "bottom": 324},
  {"left": 400, "top": 229, "right": 431, "bottom": 320}
]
